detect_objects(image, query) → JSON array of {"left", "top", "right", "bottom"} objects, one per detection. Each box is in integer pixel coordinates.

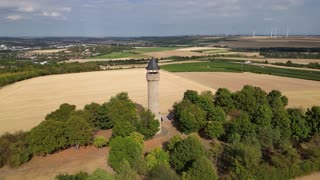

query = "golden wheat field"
[{"left": 0, "top": 69, "right": 212, "bottom": 134}]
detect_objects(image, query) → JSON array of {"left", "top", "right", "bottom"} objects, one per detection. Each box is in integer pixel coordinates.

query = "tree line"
[
  {"left": 0, "top": 62, "right": 100, "bottom": 88},
  {"left": 0, "top": 92, "right": 159, "bottom": 168},
  {"left": 173, "top": 86, "right": 320, "bottom": 179},
  {"left": 274, "top": 60, "right": 320, "bottom": 70}
]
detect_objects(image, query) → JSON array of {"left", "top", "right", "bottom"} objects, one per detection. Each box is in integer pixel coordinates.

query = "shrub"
[
  {"left": 55, "top": 172, "right": 89, "bottom": 180},
  {"left": 145, "top": 148, "right": 170, "bottom": 171},
  {"left": 88, "top": 169, "right": 114, "bottom": 180},
  {"left": 93, "top": 136, "right": 108, "bottom": 148}
]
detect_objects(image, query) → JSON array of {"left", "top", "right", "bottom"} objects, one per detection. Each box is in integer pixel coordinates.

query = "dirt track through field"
[
  {"left": 0, "top": 69, "right": 213, "bottom": 134},
  {"left": 175, "top": 72, "right": 320, "bottom": 108}
]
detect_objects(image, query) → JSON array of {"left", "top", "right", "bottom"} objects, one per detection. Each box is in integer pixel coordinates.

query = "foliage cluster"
[
  {"left": 0, "top": 92, "right": 159, "bottom": 168},
  {"left": 173, "top": 86, "right": 320, "bottom": 179}
]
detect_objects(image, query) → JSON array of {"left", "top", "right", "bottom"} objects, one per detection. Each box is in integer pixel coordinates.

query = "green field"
[
  {"left": 161, "top": 61, "right": 320, "bottom": 81},
  {"left": 90, "top": 52, "right": 148, "bottom": 59},
  {"left": 90, "top": 47, "right": 179, "bottom": 59},
  {"left": 131, "top": 47, "right": 179, "bottom": 53}
]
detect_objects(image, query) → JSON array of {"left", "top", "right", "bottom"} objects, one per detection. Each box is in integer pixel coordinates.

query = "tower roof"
[{"left": 146, "top": 58, "right": 160, "bottom": 70}]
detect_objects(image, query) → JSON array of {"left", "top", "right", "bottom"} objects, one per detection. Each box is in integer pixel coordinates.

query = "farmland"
[
  {"left": 161, "top": 61, "right": 320, "bottom": 81},
  {"left": 0, "top": 69, "right": 212, "bottom": 134}
]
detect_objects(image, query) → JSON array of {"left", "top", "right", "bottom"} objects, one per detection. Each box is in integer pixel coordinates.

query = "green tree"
[
  {"left": 108, "top": 133, "right": 145, "bottom": 173},
  {"left": 65, "top": 116, "right": 93, "bottom": 149},
  {"left": 95, "top": 104, "right": 113, "bottom": 129},
  {"left": 93, "top": 136, "right": 108, "bottom": 148},
  {"left": 174, "top": 100, "right": 206, "bottom": 134},
  {"left": 145, "top": 148, "right": 170, "bottom": 171},
  {"left": 204, "top": 121, "right": 225, "bottom": 139},
  {"left": 148, "top": 165, "right": 181, "bottom": 180},
  {"left": 170, "top": 135, "right": 207, "bottom": 171},
  {"left": 112, "top": 120, "right": 136, "bottom": 137},
  {"left": 306, "top": 106, "right": 320, "bottom": 136},
  {"left": 83, "top": 102, "right": 102, "bottom": 128},
  {"left": 226, "top": 112, "right": 256, "bottom": 143},
  {"left": 27, "top": 120, "right": 67, "bottom": 155},
  {"left": 88, "top": 169, "right": 114, "bottom": 180},
  {"left": 183, "top": 90, "right": 200, "bottom": 103},
  {"left": 137, "top": 109, "right": 160, "bottom": 139},
  {"left": 45, "top": 103, "right": 76, "bottom": 122},
  {"left": 56, "top": 172, "right": 89, "bottom": 180},
  {"left": 269, "top": 97, "right": 291, "bottom": 140},
  {"left": 252, "top": 104, "right": 273, "bottom": 127},
  {"left": 288, "top": 108, "right": 310, "bottom": 141},
  {"left": 185, "top": 156, "right": 218, "bottom": 180},
  {"left": 167, "top": 135, "right": 182, "bottom": 151},
  {"left": 214, "top": 88, "right": 235, "bottom": 113},
  {"left": 106, "top": 92, "right": 139, "bottom": 128},
  {"left": 115, "top": 160, "right": 140, "bottom": 180},
  {"left": 233, "top": 85, "right": 268, "bottom": 118},
  {"left": 222, "top": 142, "right": 262, "bottom": 179}
]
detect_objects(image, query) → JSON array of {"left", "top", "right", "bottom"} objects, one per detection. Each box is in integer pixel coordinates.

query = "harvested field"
[
  {"left": 220, "top": 57, "right": 320, "bottom": 65},
  {"left": 27, "top": 49, "right": 67, "bottom": 54},
  {"left": 214, "top": 36, "right": 320, "bottom": 48},
  {"left": 174, "top": 72, "right": 320, "bottom": 108},
  {"left": 0, "top": 69, "right": 213, "bottom": 134},
  {"left": 0, "top": 146, "right": 111, "bottom": 180},
  {"left": 143, "top": 50, "right": 204, "bottom": 58}
]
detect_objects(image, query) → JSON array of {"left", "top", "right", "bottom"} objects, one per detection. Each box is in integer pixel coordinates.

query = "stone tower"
[{"left": 146, "top": 58, "right": 161, "bottom": 132}]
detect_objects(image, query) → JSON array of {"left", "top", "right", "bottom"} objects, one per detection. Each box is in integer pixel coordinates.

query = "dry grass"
[
  {"left": 0, "top": 69, "right": 212, "bottom": 134},
  {"left": 174, "top": 72, "right": 320, "bottom": 108}
]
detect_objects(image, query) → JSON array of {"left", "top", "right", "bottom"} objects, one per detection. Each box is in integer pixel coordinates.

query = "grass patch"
[{"left": 161, "top": 61, "right": 320, "bottom": 81}]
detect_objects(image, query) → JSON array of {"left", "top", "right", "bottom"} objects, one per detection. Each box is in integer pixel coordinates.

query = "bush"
[
  {"left": 88, "top": 169, "right": 114, "bottom": 180},
  {"left": 55, "top": 172, "right": 89, "bottom": 180},
  {"left": 93, "top": 136, "right": 108, "bottom": 148},
  {"left": 145, "top": 148, "right": 170, "bottom": 171}
]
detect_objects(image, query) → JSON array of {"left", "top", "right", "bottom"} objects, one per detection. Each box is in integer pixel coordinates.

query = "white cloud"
[
  {"left": 17, "top": 6, "right": 35, "bottom": 12},
  {"left": 60, "top": 7, "right": 72, "bottom": 12},
  {"left": 42, "top": 11, "right": 61, "bottom": 17},
  {"left": 6, "top": 15, "right": 24, "bottom": 21}
]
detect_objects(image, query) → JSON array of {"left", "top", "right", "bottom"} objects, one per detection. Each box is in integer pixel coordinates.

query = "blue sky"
[{"left": 0, "top": 0, "right": 319, "bottom": 36}]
